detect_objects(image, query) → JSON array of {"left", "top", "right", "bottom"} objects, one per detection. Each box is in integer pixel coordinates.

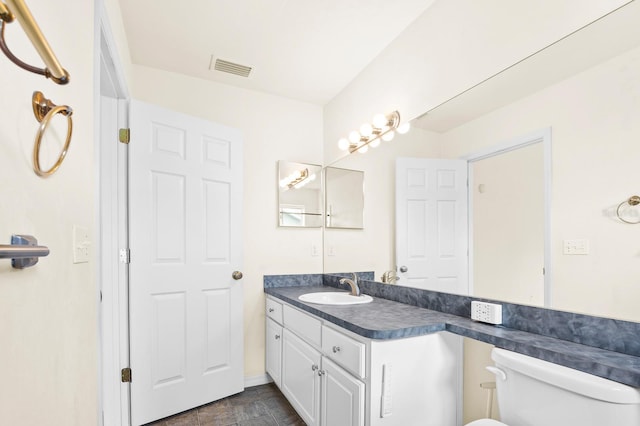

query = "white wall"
[
  {"left": 130, "top": 65, "right": 324, "bottom": 378},
  {"left": 0, "top": 1, "right": 97, "bottom": 424}
]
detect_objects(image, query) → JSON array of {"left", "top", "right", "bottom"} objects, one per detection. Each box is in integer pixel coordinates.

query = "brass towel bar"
[{"left": 0, "top": 0, "right": 69, "bottom": 84}]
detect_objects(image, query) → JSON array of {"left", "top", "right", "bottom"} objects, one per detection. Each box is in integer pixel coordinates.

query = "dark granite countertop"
[{"left": 265, "top": 285, "right": 640, "bottom": 387}]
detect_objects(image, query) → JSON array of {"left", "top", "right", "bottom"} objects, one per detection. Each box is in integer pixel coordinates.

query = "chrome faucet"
[{"left": 340, "top": 273, "right": 361, "bottom": 296}]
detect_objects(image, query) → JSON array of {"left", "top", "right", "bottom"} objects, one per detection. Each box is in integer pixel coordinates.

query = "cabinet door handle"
[
  {"left": 332, "top": 346, "right": 341, "bottom": 353},
  {"left": 274, "top": 334, "right": 280, "bottom": 340},
  {"left": 318, "top": 369, "right": 325, "bottom": 376},
  {"left": 268, "top": 308, "right": 275, "bottom": 313},
  {"left": 311, "top": 364, "right": 319, "bottom": 372}
]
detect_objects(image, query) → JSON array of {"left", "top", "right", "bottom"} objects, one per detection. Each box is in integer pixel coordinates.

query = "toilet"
[{"left": 466, "top": 348, "right": 640, "bottom": 426}]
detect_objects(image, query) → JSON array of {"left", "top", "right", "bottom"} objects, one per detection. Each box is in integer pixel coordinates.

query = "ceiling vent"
[{"left": 211, "top": 57, "right": 252, "bottom": 78}]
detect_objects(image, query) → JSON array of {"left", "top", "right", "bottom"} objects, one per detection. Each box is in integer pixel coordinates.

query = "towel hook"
[
  {"left": 616, "top": 195, "right": 640, "bottom": 224},
  {"left": 31, "top": 91, "right": 73, "bottom": 177}
]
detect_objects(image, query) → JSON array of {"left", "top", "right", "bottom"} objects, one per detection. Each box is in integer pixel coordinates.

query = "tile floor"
[{"left": 144, "top": 383, "right": 305, "bottom": 426}]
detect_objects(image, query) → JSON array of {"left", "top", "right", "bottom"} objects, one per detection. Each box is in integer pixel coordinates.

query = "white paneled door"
[
  {"left": 396, "top": 158, "right": 468, "bottom": 294},
  {"left": 129, "top": 101, "right": 244, "bottom": 425}
]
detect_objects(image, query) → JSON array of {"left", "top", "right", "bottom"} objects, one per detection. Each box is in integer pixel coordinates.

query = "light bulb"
[
  {"left": 382, "top": 130, "right": 395, "bottom": 142},
  {"left": 358, "top": 144, "right": 369, "bottom": 153},
  {"left": 397, "top": 121, "right": 411, "bottom": 134},
  {"left": 369, "top": 137, "right": 381, "bottom": 148},
  {"left": 338, "top": 138, "right": 350, "bottom": 151},
  {"left": 372, "top": 113, "right": 388, "bottom": 129},
  {"left": 360, "top": 123, "right": 373, "bottom": 137},
  {"left": 348, "top": 130, "right": 361, "bottom": 143}
]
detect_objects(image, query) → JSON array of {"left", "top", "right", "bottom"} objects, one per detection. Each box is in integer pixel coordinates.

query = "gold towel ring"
[
  {"left": 31, "top": 91, "right": 73, "bottom": 177},
  {"left": 616, "top": 195, "right": 640, "bottom": 224}
]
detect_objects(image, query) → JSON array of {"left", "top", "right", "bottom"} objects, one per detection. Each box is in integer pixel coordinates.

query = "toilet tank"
[{"left": 491, "top": 348, "right": 640, "bottom": 426}]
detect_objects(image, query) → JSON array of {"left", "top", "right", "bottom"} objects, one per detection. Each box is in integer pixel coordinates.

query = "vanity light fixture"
[
  {"left": 338, "top": 110, "right": 410, "bottom": 154},
  {"left": 279, "top": 168, "right": 316, "bottom": 189}
]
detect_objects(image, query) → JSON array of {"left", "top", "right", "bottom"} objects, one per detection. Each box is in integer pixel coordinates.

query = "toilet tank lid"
[{"left": 492, "top": 348, "right": 640, "bottom": 404}]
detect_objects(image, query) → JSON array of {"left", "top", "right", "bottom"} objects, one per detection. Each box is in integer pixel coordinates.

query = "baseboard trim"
[{"left": 244, "top": 374, "right": 272, "bottom": 388}]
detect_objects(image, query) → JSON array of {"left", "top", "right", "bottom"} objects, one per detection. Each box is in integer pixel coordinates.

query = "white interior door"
[
  {"left": 129, "top": 100, "right": 244, "bottom": 425},
  {"left": 396, "top": 158, "right": 468, "bottom": 294}
]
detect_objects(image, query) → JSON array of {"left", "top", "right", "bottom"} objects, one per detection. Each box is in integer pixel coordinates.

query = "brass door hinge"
[
  {"left": 121, "top": 367, "right": 132, "bottom": 383},
  {"left": 119, "top": 128, "right": 130, "bottom": 144}
]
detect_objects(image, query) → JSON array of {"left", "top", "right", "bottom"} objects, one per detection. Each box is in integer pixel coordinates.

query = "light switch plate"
[
  {"left": 73, "top": 225, "right": 90, "bottom": 264},
  {"left": 563, "top": 239, "right": 589, "bottom": 255}
]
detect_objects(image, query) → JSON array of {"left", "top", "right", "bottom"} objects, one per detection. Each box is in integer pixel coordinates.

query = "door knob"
[
  {"left": 399, "top": 265, "right": 408, "bottom": 273},
  {"left": 232, "top": 270, "right": 243, "bottom": 280}
]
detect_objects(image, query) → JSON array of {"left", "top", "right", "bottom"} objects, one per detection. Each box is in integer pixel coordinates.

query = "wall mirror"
[
  {"left": 323, "top": 1, "right": 640, "bottom": 324},
  {"left": 324, "top": 166, "right": 364, "bottom": 229},
  {"left": 278, "top": 161, "right": 323, "bottom": 227}
]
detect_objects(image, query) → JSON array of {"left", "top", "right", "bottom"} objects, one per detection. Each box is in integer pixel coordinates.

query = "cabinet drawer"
[
  {"left": 283, "top": 305, "right": 321, "bottom": 347},
  {"left": 322, "top": 325, "right": 365, "bottom": 379},
  {"left": 266, "top": 298, "right": 283, "bottom": 324}
]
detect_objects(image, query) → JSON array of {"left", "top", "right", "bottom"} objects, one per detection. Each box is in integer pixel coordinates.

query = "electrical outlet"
[{"left": 471, "top": 301, "right": 502, "bottom": 325}]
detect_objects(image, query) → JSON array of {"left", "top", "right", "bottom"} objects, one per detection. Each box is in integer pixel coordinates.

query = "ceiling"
[{"left": 118, "top": 0, "right": 435, "bottom": 105}]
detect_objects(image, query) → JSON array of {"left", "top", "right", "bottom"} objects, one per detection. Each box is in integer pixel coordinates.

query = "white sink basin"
[{"left": 298, "top": 292, "right": 373, "bottom": 305}]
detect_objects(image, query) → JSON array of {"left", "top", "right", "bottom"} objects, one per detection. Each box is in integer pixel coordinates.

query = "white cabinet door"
[
  {"left": 266, "top": 318, "right": 283, "bottom": 388},
  {"left": 321, "top": 357, "right": 365, "bottom": 426},
  {"left": 282, "top": 329, "right": 321, "bottom": 426}
]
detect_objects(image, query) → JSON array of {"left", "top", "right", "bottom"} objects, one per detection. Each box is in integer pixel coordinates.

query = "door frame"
[
  {"left": 462, "top": 127, "right": 552, "bottom": 307},
  {"left": 95, "top": 2, "right": 131, "bottom": 425}
]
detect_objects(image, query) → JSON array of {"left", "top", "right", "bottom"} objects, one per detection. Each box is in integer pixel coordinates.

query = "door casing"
[{"left": 97, "top": 3, "right": 132, "bottom": 425}]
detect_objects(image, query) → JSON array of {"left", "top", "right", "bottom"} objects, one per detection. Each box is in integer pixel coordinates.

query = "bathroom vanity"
[
  {"left": 266, "top": 295, "right": 460, "bottom": 426},
  {"left": 265, "top": 273, "right": 640, "bottom": 426}
]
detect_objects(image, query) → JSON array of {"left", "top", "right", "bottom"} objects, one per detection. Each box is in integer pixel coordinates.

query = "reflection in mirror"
[
  {"left": 471, "top": 141, "right": 546, "bottom": 307},
  {"left": 277, "top": 161, "right": 322, "bottom": 227},
  {"left": 324, "top": 1, "right": 640, "bottom": 324},
  {"left": 324, "top": 128, "right": 439, "bottom": 278},
  {"left": 324, "top": 166, "right": 364, "bottom": 229}
]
